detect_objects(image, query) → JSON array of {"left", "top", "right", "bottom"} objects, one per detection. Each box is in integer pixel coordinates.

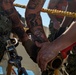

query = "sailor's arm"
[
  {"left": 25, "top": 0, "right": 48, "bottom": 42},
  {"left": 1, "top": 0, "right": 29, "bottom": 42}
]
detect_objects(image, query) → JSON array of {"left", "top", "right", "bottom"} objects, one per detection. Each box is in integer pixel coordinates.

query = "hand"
[{"left": 35, "top": 41, "right": 59, "bottom": 71}]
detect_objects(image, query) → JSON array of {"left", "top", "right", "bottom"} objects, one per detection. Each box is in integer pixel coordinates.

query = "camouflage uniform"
[
  {"left": 0, "top": 7, "right": 12, "bottom": 61},
  {"left": 65, "top": 46, "right": 76, "bottom": 75}
]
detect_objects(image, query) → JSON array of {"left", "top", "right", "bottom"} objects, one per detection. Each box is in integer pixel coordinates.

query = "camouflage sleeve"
[
  {"left": 0, "top": 0, "right": 28, "bottom": 41},
  {"left": 25, "top": 0, "right": 48, "bottom": 42}
]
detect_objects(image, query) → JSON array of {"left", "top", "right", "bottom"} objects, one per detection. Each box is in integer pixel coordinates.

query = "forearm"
[
  {"left": 48, "top": 14, "right": 58, "bottom": 23},
  {"left": 25, "top": 0, "right": 48, "bottom": 42},
  {"left": 61, "top": 2, "right": 76, "bottom": 27},
  {"left": 1, "top": 0, "right": 28, "bottom": 41},
  {"left": 47, "top": 0, "right": 59, "bottom": 22},
  {"left": 53, "top": 21, "right": 76, "bottom": 52}
]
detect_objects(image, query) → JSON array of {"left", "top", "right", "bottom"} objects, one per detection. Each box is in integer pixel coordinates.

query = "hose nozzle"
[{"left": 48, "top": 55, "right": 63, "bottom": 70}]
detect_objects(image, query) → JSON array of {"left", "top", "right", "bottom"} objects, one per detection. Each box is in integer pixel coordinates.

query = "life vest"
[{"left": 55, "top": 0, "right": 68, "bottom": 19}]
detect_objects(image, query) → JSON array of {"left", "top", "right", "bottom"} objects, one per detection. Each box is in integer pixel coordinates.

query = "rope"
[{"left": 14, "top": 3, "right": 76, "bottom": 18}]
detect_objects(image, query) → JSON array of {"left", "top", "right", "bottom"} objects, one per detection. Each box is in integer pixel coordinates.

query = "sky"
[{"left": 14, "top": 0, "right": 50, "bottom": 27}]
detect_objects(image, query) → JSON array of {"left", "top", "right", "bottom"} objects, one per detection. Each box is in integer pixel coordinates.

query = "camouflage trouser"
[{"left": 65, "top": 46, "right": 76, "bottom": 75}]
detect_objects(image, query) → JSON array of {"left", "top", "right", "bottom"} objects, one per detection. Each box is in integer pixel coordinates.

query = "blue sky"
[{"left": 14, "top": 0, "right": 50, "bottom": 27}]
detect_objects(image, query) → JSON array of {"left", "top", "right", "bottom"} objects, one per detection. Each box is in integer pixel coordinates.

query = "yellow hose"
[{"left": 14, "top": 3, "right": 76, "bottom": 18}]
